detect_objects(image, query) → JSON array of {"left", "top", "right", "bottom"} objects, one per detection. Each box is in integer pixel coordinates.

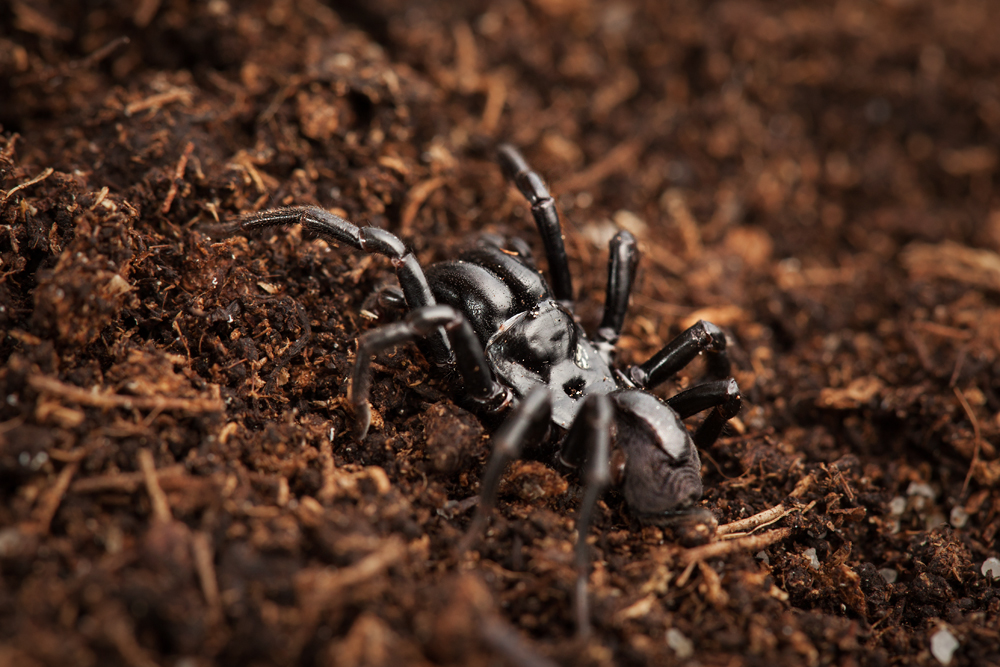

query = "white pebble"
[
  {"left": 930, "top": 627, "right": 959, "bottom": 665},
  {"left": 981, "top": 557, "right": 1000, "bottom": 580},
  {"left": 926, "top": 512, "right": 947, "bottom": 530},
  {"left": 665, "top": 628, "right": 694, "bottom": 659},
  {"left": 888, "top": 496, "right": 907, "bottom": 515},
  {"left": 804, "top": 547, "right": 820, "bottom": 570},
  {"left": 613, "top": 209, "right": 648, "bottom": 237},
  {"left": 907, "top": 481, "right": 935, "bottom": 499},
  {"left": 879, "top": 568, "right": 898, "bottom": 584},
  {"left": 949, "top": 506, "right": 969, "bottom": 528}
]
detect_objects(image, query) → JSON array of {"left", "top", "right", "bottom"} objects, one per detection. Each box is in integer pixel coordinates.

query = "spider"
[{"left": 234, "top": 144, "right": 742, "bottom": 635}]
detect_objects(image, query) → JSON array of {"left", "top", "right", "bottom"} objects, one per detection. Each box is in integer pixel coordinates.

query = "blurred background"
[{"left": 1, "top": 1, "right": 998, "bottom": 665}]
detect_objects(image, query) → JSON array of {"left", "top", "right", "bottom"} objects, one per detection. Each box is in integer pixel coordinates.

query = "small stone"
[
  {"left": 878, "top": 568, "right": 898, "bottom": 584},
  {"left": 666, "top": 628, "right": 694, "bottom": 659},
  {"left": 888, "top": 496, "right": 907, "bottom": 515},
  {"left": 907, "top": 481, "right": 935, "bottom": 499},
  {"left": 613, "top": 209, "right": 648, "bottom": 237},
  {"left": 804, "top": 547, "right": 820, "bottom": 570},
  {"left": 926, "top": 512, "right": 947, "bottom": 530},
  {"left": 981, "top": 557, "right": 1000, "bottom": 580},
  {"left": 0, "top": 527, "right": 30, "bottom": 558},
  {"left": 930, "top": 627, "right": 959, "bottom": 665},
  {"left": 949, "top": 506, "right": 969, "bottom": 528}
]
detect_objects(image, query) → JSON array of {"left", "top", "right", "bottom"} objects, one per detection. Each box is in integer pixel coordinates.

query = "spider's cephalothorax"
[{"left": 235, "top": 144, "right": 742, "bottom": 635}]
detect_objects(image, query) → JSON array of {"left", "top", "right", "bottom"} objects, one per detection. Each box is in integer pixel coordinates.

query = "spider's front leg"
[
  {"left": 458, "top": 389, "right": 612, "bottom": 638},
  {"left": 350, "top": 305, "right": 508, "bottom": 439},
  {"left": 458, "top": 386, "right": 553, "bottom": 553},
  {"left": 497, "top": 144, "right": 574, "bottom": 302},
  {"left": 239, "top": 205, "right": 452, "bottom": 363}
]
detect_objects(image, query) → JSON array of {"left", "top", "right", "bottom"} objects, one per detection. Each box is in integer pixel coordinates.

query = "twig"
[
  {"left": 400, "top": 177, "right": 446, "bottom": 234},
  {"left": 452, "top": 22, "right": 480, "bottom": 93},
  {"left": 291, "top": 537, "right": 406, "bottom": 659},
  {"left": 28, "top": 374, "right": 224, "bottom": 413},
  {"left": 70, "top": 464, "right": 187, "bottom": 493},
  {"left": 787, "top": 470, "right": 816, "bottom": 499},
  {"left": 954, "top": 386, "right": 982, "bottom": 498},
  {"left": 479, "top": 74, "right": 508, "bottom": 136},
  {"left": 161, "top": 141, "right": 195, "bottom": 214},
  {"left": 72, "top": 36, "right": 130, "bottom": 70},
  {"left": 138, "top": 449, "right": 173, "bottom": 522},
  {"left": 662, "top": 188, "right": 703, "bottom": 260},
  {"left": 674, "top": 559, "right": 698, "bottom": 587},
  {"left": 0, "top": 416, "right": 25, "bottom": 436},
  {"left": 124, "top": 87, "right": 192, "bottom": 117},
  {"left": 680, "top": 527, "right": 793, "bottom": 565},
  {"left": 100, "top": 603, "right": 159, "bottom": 667},
  {"left": 480, "top": 616, "right": 560, "bottom": 667},
  {"left": 717, "top": 503, "right": 795, "bottom": 537},
  {"left": 133, "top": 0, "right": 162, "bottom": 28},
  {"left": 0, "top": 133, "right": 18, "bottom": 161},
  {"left": 1, "top": 167, "right": 54, "bottom": 203},
  {"left": 88, "top": 186, "right": 110, "bottom": 210},
  {"left": 259, "top": 74, "right": 305, "bottom": 123},
  {"left": 229, "top": 150, "right": 268, "bottom": 194},
  {"left": 553, "top": 140, "right": 641, "bottom": 193},
  {"left": 30, "top": 457, "right": 81, "bottom": 533},
  {"left": 716, "top": 471, "right": 814, "bottom": 536},
  {"left": 318, "top": 427, "right": 337, "bottom": 504},
  {"left": 192, "top": 531, "right": 222, "bottom": 622}
]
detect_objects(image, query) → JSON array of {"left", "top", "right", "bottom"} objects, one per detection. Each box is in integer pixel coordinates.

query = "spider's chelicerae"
[{"left": 235, "top": 144, "right": 741, "bottom": 634}]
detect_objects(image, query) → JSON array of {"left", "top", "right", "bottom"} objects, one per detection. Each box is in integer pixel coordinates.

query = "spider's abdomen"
[{"left": 425, "top": 260, "right": 518, "bottom": 343}]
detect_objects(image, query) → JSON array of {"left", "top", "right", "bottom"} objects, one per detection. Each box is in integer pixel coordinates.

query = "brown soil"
[{"left": 2, "top": 1, "right": 999, "bottom": 665}]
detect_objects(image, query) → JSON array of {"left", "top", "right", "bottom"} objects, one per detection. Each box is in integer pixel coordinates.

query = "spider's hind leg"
[
  {"left": 667, "top": 378, "right": 742, "bottom": 449},
  {"left": 628, "top": 319, "right": 732, "bottom": 390},
  {"left": 557, "top": 393, "right": 613, "bottom": 639}
]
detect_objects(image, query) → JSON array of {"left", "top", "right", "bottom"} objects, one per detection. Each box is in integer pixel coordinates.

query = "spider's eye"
[{"left": 562, "top": 377, "right": 586, "bottom": 398}]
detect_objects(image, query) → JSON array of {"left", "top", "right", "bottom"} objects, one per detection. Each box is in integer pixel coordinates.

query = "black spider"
[{"left": 234, "top": 144, "right": 741, "bottom": 634}]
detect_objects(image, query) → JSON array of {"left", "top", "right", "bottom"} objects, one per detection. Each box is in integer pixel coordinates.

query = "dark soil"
[{"left": 2, "top": 1, "right": 999, "bottom": 665}]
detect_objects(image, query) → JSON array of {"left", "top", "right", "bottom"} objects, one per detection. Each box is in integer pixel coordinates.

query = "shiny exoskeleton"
[{"left": 235, "top": 144, "right": 742, "bottom": 635}]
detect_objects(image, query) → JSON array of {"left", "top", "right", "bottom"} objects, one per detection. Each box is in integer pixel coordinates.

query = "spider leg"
[
  {"left": 667, "top": 378, "right": 742, "bottom": 449},
  {"left": 374, "top": 285, "right": 406, "bottom": 311},
  {"left": 458, "top": 386, "right": 552, "bottom": 554},
  {"left": 351, "top": 305, "right": 508, "bottom": 439},
  {"left": 594, "top": 229, "right": 639, "bottom": 360},
  {"left": 628, "top": 319, "right": 732, "bottom": 390},
  {"left": 557, "top": 393, "right": 612, "bottom": 639},
  {"left": 497, "top": 144, "right": 574, "bottom": 302},
  {"left": 239, "top": 205, "right": 452, "bottom": 364}
]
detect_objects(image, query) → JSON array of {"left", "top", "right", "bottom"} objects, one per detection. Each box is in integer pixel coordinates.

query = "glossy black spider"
[{"left": 235, "top": 145, "right": 741, "bottom": 634}]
